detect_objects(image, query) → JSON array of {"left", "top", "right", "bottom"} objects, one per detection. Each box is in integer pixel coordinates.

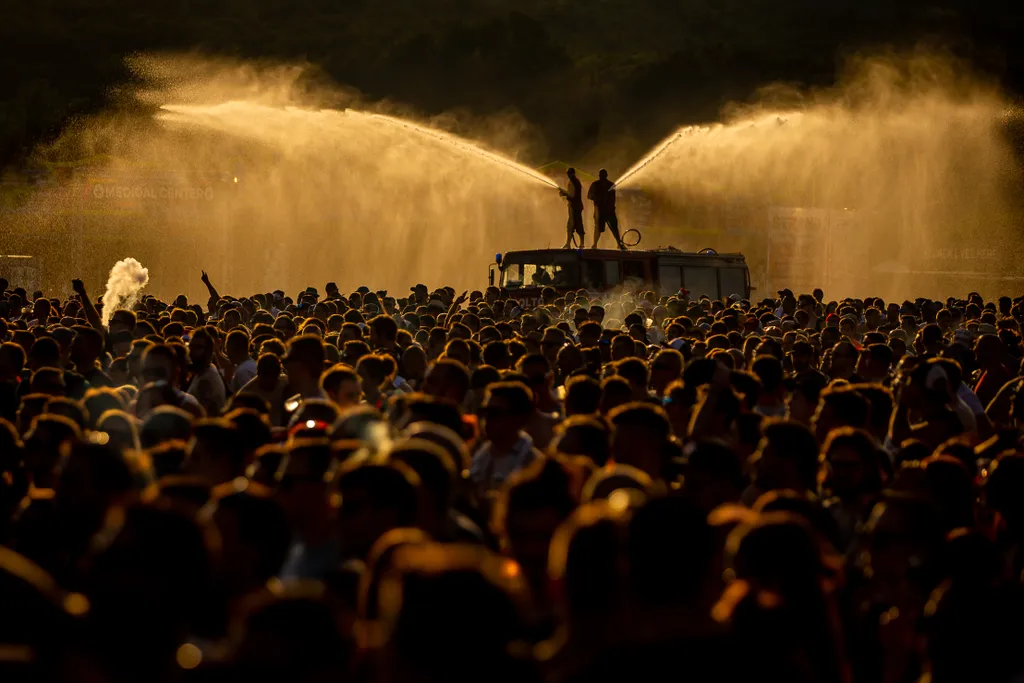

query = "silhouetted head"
[
  {"left": 598, "top": 169, "right": 608, "bottom": 179},
  {"left": 566, "top": 167, "right": 576, "bottom": 178},
  {"left": 229, "top": 581, "right": 353, "bottom": 681}
]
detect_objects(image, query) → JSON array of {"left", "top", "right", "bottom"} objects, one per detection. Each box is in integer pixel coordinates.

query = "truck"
[{"left": 489, "top": 247, "right": 752, "bottom": 306}]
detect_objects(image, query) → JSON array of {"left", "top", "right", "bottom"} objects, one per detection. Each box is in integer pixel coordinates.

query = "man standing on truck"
[
  {"left": 559, "top": 168, "right": 585, "bottom": 249},
  {"left": 587, "top": 169, "right": 625, "bottom": 250}
]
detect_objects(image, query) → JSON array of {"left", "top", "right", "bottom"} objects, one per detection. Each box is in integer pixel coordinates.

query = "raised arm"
[
  {"left": 71, "top": 279, "right": 104, "bottom": 333},
  {"left": 445, "top": 290, "right": 468, "bottom": 330},
  {"left": 201, "top": 270, "right": 221, "bottom": 313},
  {"left": 888, "top": 388, "right": 912, "bottom": 450}
]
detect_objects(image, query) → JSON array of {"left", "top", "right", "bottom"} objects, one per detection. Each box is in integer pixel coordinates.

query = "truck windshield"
[{"left": 501, "top": 254, "right": 580, "bottom": 289}]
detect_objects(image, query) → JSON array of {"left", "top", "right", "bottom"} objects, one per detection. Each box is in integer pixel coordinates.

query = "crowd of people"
[{"left": 1, "top": 271, "right": 1024, "bottom": 683}]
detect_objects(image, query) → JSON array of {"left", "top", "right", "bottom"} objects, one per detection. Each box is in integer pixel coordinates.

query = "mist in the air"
[
  {"left": 2, "top": 51, "right": 1021, "bottom": 301},
  {"left": 616, "top": 53, "right": 1024, "bottom": 300},
  {"left": 4, "top": 55, "right": 565, "bottom": 300}
]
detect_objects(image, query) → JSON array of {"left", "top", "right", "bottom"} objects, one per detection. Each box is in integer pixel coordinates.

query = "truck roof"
[{"left": 501, "top": 247, "right": 748, "bottom": 261}]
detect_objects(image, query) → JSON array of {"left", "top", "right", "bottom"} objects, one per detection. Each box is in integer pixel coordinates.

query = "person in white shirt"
[
  {"left": 226, "top": 329, "right": 258, "bottom": 393},
  {"left": 646, "top": 320, "right": 666, "bottom": 346},
  {"left": 136, "top": 343, "right": 204, "bottom": 418},
  {"left": 240, "top": 354, "right": 290, "bottom": 426},
  {"left": 187, "top": 328, "right": 227, "bottom": 416},
  {"left": 471, "top": 382, "right": 539, "bottom": 495}
]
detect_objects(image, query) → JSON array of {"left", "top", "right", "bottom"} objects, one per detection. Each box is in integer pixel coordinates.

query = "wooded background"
[{"left": 1, "top": 0, "right": 1020, "bottom": 171}]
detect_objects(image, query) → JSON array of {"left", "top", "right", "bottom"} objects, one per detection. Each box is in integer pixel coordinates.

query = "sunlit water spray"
[
  {"left": 144, "top": 100, "right": 564, "bottom": 296},
  {"left": 3, "top": 54, "right": 1021, "bottom": 302},
  {"left": 354, "top": 112, "right": 559, "bottom": 189},
  {"left": 616, "top": 57, "right": 1024, "bottom": 299},
  {"left": 2, "top": 58, "right": 564, "bottom": 299}
]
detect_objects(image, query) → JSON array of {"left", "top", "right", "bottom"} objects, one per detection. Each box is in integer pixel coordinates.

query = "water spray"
[
  {"left": 614, "top": 116, "right": 796, "bottom": 188},
  {"left": 357, "top": 111, "right": 560, "bottom": 189},
  {"left": 147, "top": 93, "right": 565, "bottom": 294},
  {"left": 25, "top": 53, "right": 1018, "bottom": 300},
  {"left": 613, "top": 126, "right": 705, "bottom": 189},
  {"left": 101, "top": 258, "right": 150, "bottom": 327}
]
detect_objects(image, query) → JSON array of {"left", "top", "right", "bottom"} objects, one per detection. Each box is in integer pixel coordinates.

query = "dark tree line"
[{"left": 0, "top": 0, "right": 1020, "bottom": 170}]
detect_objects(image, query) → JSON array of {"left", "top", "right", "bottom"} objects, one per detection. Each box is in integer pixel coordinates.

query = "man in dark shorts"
[
  {"left": 559, "top": 167, "right": 585, "bottom": 249},
  {"left": 587, "top": 168, "right": 625, "bottom": 250}
]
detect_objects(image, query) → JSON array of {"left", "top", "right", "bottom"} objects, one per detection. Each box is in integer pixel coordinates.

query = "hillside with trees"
[{"left": 1, "top": 0, "right": 1020, "bottom": 169}]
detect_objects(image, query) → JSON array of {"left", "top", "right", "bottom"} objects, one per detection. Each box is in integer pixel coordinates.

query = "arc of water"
[
  {"left": 355, "top": 111, "right": 560, "bottom": 189},
  {"left": 614, "top": 115, "right": 798, "bottom": 188},
  {"left": 613, "top": 127, "right": 695, "bottom": 189},
  {"left": 161, "top": 103, "right": 561, "bottom": 190}
]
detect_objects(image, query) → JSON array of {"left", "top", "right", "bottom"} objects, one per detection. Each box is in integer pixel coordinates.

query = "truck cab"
[{"left": 490, "top": 248, "right": 751, "bottom": 306}]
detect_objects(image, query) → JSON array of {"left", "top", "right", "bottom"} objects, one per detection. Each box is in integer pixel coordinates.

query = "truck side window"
[
  {"left": 623, "top": 260, "right": 644, "bottom": 283},
  {"left": 503, "top": 263, "right": 524, "bottom": 288},
  {"left": 583, "top": 260, "right": 606, "bottom": 289},
  {"left": 658, "top": 265, "right": 682, "bottom": 295},
  {"left": 604, "top": 261, "right": 621, "bottom": 286},
  {"left": 682, "top": 266, "right": 719, "bottom": 300},
  {"left": 529, "top": 265, "right": 554, "bottom": 286},
  {"left": 720, "top": 268, "right": 747, "bottom": 298}
]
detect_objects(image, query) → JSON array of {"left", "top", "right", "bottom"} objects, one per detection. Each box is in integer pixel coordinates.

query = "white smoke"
[{"left": 101, "top": 258, "right": 150, "bottom": 327}]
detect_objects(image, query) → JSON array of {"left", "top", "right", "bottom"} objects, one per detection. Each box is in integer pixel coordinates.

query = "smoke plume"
[{"left": 101, "top": 258, "right": 150, "bottom": 327}]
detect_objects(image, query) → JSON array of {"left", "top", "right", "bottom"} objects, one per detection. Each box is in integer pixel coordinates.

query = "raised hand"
[
  {"left": 201, "top": 270, "right": 210, "bottom": 285},
  {"left": 71, "top": 279, "right": 86, "bottom": 296}
]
